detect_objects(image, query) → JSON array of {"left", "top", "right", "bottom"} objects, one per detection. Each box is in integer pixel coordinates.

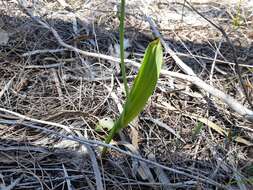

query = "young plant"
[
  {"left": 101, "top": 0, "right": 163, "bottom": 155},
  {"left": 232, "top": 0, "right": 243, "bottom": 28},
  {"left": 102, "top": 39, "right": 163, "bottom": 154}
]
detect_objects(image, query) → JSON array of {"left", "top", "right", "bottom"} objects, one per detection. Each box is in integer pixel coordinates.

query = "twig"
[
  {"left": 51, "top": 69, "right": 63, "bottom": 99},
  {"left": 185, "top": 0, "right": 253, "bottom": 109},
  {"left": 148, "top": 153, "right": 173, "bottom": 190},
  {"left": 25, "top": 63, "right": 64, "bottom": 69},
  {"left": 62, "top": 164, "right": 73, "bottom": 190},
  {"left": 120, "top": 142, "right": 156, "bottom": 183},
  {"left": 119, "top": 180, "right": 197, "bottom": 187},
  {"left": 22, "top": 48, "right": 68, "bottom": 56},
  {"left": 86, "top": 146, "right": 104, "bottom": 190},
  {"left": 62, "top": 74, "right": 135, "bottom": 82},
  {"left": 21, "top": 47, "right": 253, "bottom": 69},
  {"left": 62, "top": 74, "right": 111, "bottom": 82},
  {"left": 17, "top": 1, "right": 253, "bottom": 122},
  {"left": 0, "top": 145, "right": 48, "bottom": 152},
  {"left": 0, "top": 77, "right": 14, "bottom": 99},
  {"left": 210, "top": 41, "right": 222, "bottom": 87},
  {"left": 163, "top": 72, "right": 253, "bottom": 122},
  {"left": 142, "top": 117, "right": 186, "bottom": 143},
  {"left": 145, "top": 16, "right": 196, "bottom": 76},
  {"left": 0, "top": 117, "right": 227, "bottom": 189},
  {"left": 0, "top": 107, "right": 72, "bottom": 133},
  {"left": 175, "top": 52, "right": 253, "bottom": 69}
]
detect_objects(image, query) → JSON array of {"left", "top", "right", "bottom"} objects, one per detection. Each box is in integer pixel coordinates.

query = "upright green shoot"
[
  {"left": 102, "top": 39, "right": 163, "bottom": 155},
  {"left": 101, "top": 0, "right": 163, "bottom": 156},
  {"left": 232, "top": 0, "right": 243, "bottom": 28},
  {"left": 119, "top": 0, "right": 129, "bottom": 97}
]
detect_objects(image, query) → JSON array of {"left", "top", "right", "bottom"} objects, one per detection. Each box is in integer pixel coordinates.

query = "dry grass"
[{"left": 0, "top": 0, "right": 252, "bottom": 189}]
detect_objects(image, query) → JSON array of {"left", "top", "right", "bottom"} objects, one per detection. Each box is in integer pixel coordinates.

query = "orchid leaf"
[{"left": 102, "top": 39, "right": 163, "bottom": 154}]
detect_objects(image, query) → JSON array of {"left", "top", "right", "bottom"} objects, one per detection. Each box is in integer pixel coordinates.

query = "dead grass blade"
[{"left": 184, "top": 113, "right": 252, "bottom": 146}]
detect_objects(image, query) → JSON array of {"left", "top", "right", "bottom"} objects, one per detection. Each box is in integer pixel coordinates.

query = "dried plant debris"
[{"left": 0, "top": 0, "right": 252, "bottom": 189}]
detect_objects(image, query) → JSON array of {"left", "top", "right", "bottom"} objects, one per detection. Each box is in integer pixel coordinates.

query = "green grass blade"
[{"left": 102, "top": 39, "right": 163, "bottom": 154}]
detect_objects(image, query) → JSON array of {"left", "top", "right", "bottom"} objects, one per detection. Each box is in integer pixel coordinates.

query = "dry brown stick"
[
  {"left": 185, "top": 0, "right": 253, "bottom": 109},
  {"left": 51, "top": 69, "right": 63, "bottom": 99},
  {"left": 25, "top": 63, "right": 64, "bottom": 69},
  {"left": 120, "top": 142, "right": 156, "bottom": 184},
  {"left": 142, "top": 117, "right": 186, "bottom": 143},
  {"left": 147, "top": 153, "right": 173, "bottom": 190},
  {"left": 160, "top": 70, "right": 253, "bottom": 122},
  {"left": 71, "top": 129, "right": 103, "bottom": 190},
  {"left": 23, "top": 47, "right": 253, "bottom": 69},
  {"left": 86, "top": 146, "right": 104, "bottom": 190},
  {"left": 0, "top": 77, "right": 14, "bottom": 99},
  {"left": 140, "top": 14, "right": 253, "bottom": 122},
  {"left": 22, "top": 48, "right": 67, "bottom": 56},
  {"left": 175, "top": 52, "right": 253, "bottom": 69},
  {"left": 0, "top": 116, "right": 227, "bottom": 189},
  {"left": 145, "top": 16, "right": 196, "bottom": 76},
  {"left": 0, "top": 107, "right": 72, "bottom": 133}
]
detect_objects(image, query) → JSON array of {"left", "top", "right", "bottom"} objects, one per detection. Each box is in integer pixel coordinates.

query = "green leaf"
[
  {"left": 103, "top": 39, "right": 163, "bottom": 154},
  {"left": 120, "top": 39, "right": 163, "bottom": 126}
]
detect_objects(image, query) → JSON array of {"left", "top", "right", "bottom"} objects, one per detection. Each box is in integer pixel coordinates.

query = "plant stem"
[
  {"left": 102, "top": 119, "right": 122, "bottom": 155},
  {"left": 101, "top": 0, "right": 129, "bottom": 157},
  {"left": 119, "top": 0, "right": 129, "bottom": 97}
]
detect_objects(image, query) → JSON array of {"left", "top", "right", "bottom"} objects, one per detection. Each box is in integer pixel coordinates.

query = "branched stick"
[
  {"left": 142, "top": 8, "right": 253, "bottom": 122},
  {"left": 0, "top": 110, "right": 227, "bottom": 189},
  {"left": 17, "top": 0, "right": 253, "bottom": 122},
  {"left": 185, "top": 0, "right": 253, "bottom": 109}
]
